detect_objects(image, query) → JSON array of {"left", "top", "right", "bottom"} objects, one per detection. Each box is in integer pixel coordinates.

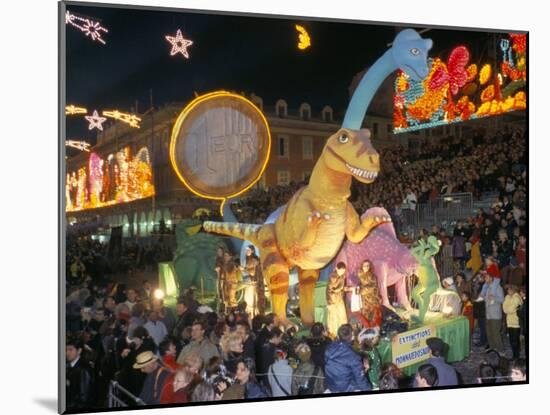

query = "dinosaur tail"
[{"left": 203, "top": 221, "right": 262, "bottom": 245}]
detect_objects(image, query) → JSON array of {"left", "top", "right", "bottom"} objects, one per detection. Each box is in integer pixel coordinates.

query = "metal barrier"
[
  {"left": 399, "top": 193, "right": 474, "bottom": 232},
  {"left": 108, "top": 380, "right": 146, "bottom": 408}
]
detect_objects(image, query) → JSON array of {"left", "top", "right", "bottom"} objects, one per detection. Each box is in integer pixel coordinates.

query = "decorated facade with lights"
[
  {"left": 393, "top": 33, "right": 527, "bottom": 133},
  {"left": 66, "top": 146, "right": 155, "bottom": 212}
]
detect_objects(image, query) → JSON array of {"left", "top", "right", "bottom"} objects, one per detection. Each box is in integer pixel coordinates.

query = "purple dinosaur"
[{"left": 333, "top": 207, "right": 417, "bottom": 312}]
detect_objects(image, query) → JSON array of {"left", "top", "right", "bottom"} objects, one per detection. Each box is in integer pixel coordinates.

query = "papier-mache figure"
[{"left": 358, "top": 328, "right": 382, "bottom": 390}]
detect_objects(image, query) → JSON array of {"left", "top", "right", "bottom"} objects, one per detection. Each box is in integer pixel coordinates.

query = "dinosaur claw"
[
  {"left": 375, "top": 216, "right": 381, "bottom": 222},
  {"left": 323, "top": 213, "right": 331, "bottom": 220},
  {"left": 315, "top": 211, "right": 321, "bottom": 218}
]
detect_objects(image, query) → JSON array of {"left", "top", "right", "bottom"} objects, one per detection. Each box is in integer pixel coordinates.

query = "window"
[
  {"left": 302, "top": 136, "right": 313, "bottom": 160},
  {"left": 276, "top": 100, "right": 287, "bottom": 118},
  {"left": 322, "top": 106, "right": 333, "bottom": 122},
  {"left": 277, "top": 170, "right": 291, "bottom": 186},
  {"left": 278, "top": 136, "right": 289, "bottom": 158},
  {"left": 300, "top": 103, "right": 311, "bottom": 120}
]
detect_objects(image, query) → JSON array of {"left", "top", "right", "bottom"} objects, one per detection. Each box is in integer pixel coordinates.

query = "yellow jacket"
[{"left": 503, "top": 293, "right": 523, "bottom": 328}]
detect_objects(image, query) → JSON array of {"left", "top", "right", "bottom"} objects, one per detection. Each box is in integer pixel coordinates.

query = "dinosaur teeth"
[{"left": 345, "top": 162, "right": 378, "bottom": 180}]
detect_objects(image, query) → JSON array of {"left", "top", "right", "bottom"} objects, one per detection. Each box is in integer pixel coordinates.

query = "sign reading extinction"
[{"left": 391, "top": 325, "right": 435, "bottom": 368}]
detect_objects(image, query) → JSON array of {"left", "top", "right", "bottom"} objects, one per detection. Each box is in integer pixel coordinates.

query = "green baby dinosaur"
[{"left": 410, "top": 236, "right": 441, "bottom": 324}]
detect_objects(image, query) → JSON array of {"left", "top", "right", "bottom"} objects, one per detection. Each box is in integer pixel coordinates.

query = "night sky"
[{"left": 64, "top": 3, "right": 508, "bottom": 146}]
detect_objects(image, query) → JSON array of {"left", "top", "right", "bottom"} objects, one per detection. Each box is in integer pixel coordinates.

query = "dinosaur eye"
[
  {"left": 410, "top": 48, "right": 420, "bottom": 56},
  {"left": 338, "top": 133, "right": 349, "bottom": 144}
]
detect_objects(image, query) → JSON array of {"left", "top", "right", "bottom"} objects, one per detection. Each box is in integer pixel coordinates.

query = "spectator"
[
  {"left": 509, "top": 358, "right": 527, "bottom": 382},
  {"left": 415, "top": 337, "right": 458, "bottom": 386},
  {"left": 503, "top": 285, "right": 523, "bottom": 359},
  {"left": 159, "top": 338, "right": 180, "bottom": 371},
  {"left": 160, "top": 367, "right": 193, "bottom": 404},
  {"left": 324, "top": 324, "right": 371, "bottom": 393},
  {"left": 133, "top": 351, "right": 171, "bottom": 405},
  {"left": 66, "top": 338, "right": 93, "bottom": 409},
  {"left": 476, "top": 273, "right": 505, "bottom": 352},
  {"left": 257, "top": 327, "right": 283, "bottom": 384},
  {"left": 224, "top": 358, "right": 268, "bottom": 399},
  {"left": 415, "top": 364, "right": 438, "bottom": 387},
  {"left": 267, "top": 345, "right": 293, "bottom": 397},
  {"left": 291, "top": 342, "right": 324, "bottom": 396},
  {"left": 144, "top": 310, "right": 168, "bottom": 347},
  {"left": 220, "top": 331, "right": 244, "bottom": 375},
  {"left": 177, "top": 320, "right": 220, "bottom": 365},
  {"left": 306, "top": 322, "right": 331, "bottom": 370}
]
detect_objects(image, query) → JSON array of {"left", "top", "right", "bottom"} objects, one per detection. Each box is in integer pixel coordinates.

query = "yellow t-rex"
[{"left": 204, "top": 128, "right": 390, "bottom": 325}]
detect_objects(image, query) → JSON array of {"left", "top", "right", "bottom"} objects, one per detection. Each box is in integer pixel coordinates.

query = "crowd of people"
[{"left": 65, "top": 128, "right": 528, "bottom": 410}]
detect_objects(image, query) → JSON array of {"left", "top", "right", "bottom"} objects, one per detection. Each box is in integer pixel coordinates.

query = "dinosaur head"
[
  {"left": 323, "top": 128, "right": 379, "bottom": 184},
  {"left": 391, "top": 29, "right": 433, "bottom": 81},
  {"left": 410, "top": 236, "right": 441, "bottom": 264}
]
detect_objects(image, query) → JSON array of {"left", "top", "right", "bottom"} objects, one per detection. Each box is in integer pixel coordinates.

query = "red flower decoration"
[
  {"left": 447, "top": 46, "right": 470, "bottom": 95},
  {"left": 510, "top": 33, "right": 526, "bottom": 54},
  {"left": 427, "top": 46, "right": 470, "bottom": 95}
]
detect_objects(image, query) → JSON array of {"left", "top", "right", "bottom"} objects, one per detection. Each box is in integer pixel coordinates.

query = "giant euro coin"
[{"left": 170, "top": 91, "right": 271, "bottom": 199}]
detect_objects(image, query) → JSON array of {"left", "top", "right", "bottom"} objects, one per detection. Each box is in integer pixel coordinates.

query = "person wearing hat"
[
  {"left": 441, "top": 277, "right": 457, "bottom": 292},
  {"left": 291, "top": 342, "right": 325, "bottom": 395},
  {"left": 134, "top": 351, "right": 171, "bottom": 405},
  {"left": 414, "top": 337, "right": 458, "bottom": 387}
]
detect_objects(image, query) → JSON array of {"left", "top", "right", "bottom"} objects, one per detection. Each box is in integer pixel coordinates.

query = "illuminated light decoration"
[
  {"left": 65, "top": 11, "right": 108, "bottom": 45},
  {"left": 66, "top": 146, "right": 155, "bottom": 212},
  {"left": 466, "top": 64, "right": 478, "bottom": 82},
  {"left": 510, "top": 33, "right": 527, "bottom": 54},
  {"left": 406, "top": 58, "right": 449, "bottom": 122},
  {"left": 103, "top": 110, "right": 142, "bottom": 128},
  {"left": 480, "top": 85, "right": 495, "bottom": 102},
  {"left": 295, "top": 24, "right": 311, "bottom": 50},
  {"left": 165, "top": 29, "right": 193, "bottom": 58},
  {"left": 169, "top": 91, "right": 272, "bottom": 216},
  {"left": 85, "top": 110, "right": 107, "bottom": 131},
  {"left": 65, "top": 105, "right": 88, "bottom": 115},
  {"left": 65, "top": 140, "right": 91, "bottom": 152},
  {"left": 394, "top": 33, "right": 526, "bottom": 134},
  {"left": 479, "top": 64, "right": 492, "bottom": 85}
]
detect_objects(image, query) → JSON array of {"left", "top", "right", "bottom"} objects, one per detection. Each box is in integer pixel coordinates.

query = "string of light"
[{"left": 65, "top": 11, "right": 109, "bottom": 45}]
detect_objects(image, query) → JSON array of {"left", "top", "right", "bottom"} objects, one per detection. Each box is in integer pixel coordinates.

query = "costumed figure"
[
  {"left": 357, "top": 260, "right": 383, "bottom": 328},
  {"left": 326, "top": 262, "right": 349, "bottom": 337},
  {"left": 358, "top": 328, "right": 382, "bottom": 390},
  {"left": 240, "top": 245, "right": 266, "bottom": 318},
  {"left": 214, "top": 246, "right": 226, "bottom": 312},
  {"left": 219, "top": 251, "right": 241, "bottom": 310},
  {"left": 410, "top": 236, "right": 442, "bottom": 323}
]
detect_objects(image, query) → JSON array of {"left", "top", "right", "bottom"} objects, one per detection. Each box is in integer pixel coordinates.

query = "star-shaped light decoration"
[
  {"left": 85, "top": 110, "right": 107, "bottom": 131},
  {"left": 165, "top": 29, "right": 193, "bottom": 58}
]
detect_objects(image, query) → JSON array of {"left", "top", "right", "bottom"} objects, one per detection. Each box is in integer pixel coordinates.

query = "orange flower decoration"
[
  {"left": 481, "top": 85, "right": 495, "bottom": 102},
  {"left": 466, "top": 64, "right": 478, "bottom": 82}
]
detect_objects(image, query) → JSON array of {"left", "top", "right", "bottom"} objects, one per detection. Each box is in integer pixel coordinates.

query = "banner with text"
[{"left": 391, "top": 325, "right": 435, "bottom": 368}]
